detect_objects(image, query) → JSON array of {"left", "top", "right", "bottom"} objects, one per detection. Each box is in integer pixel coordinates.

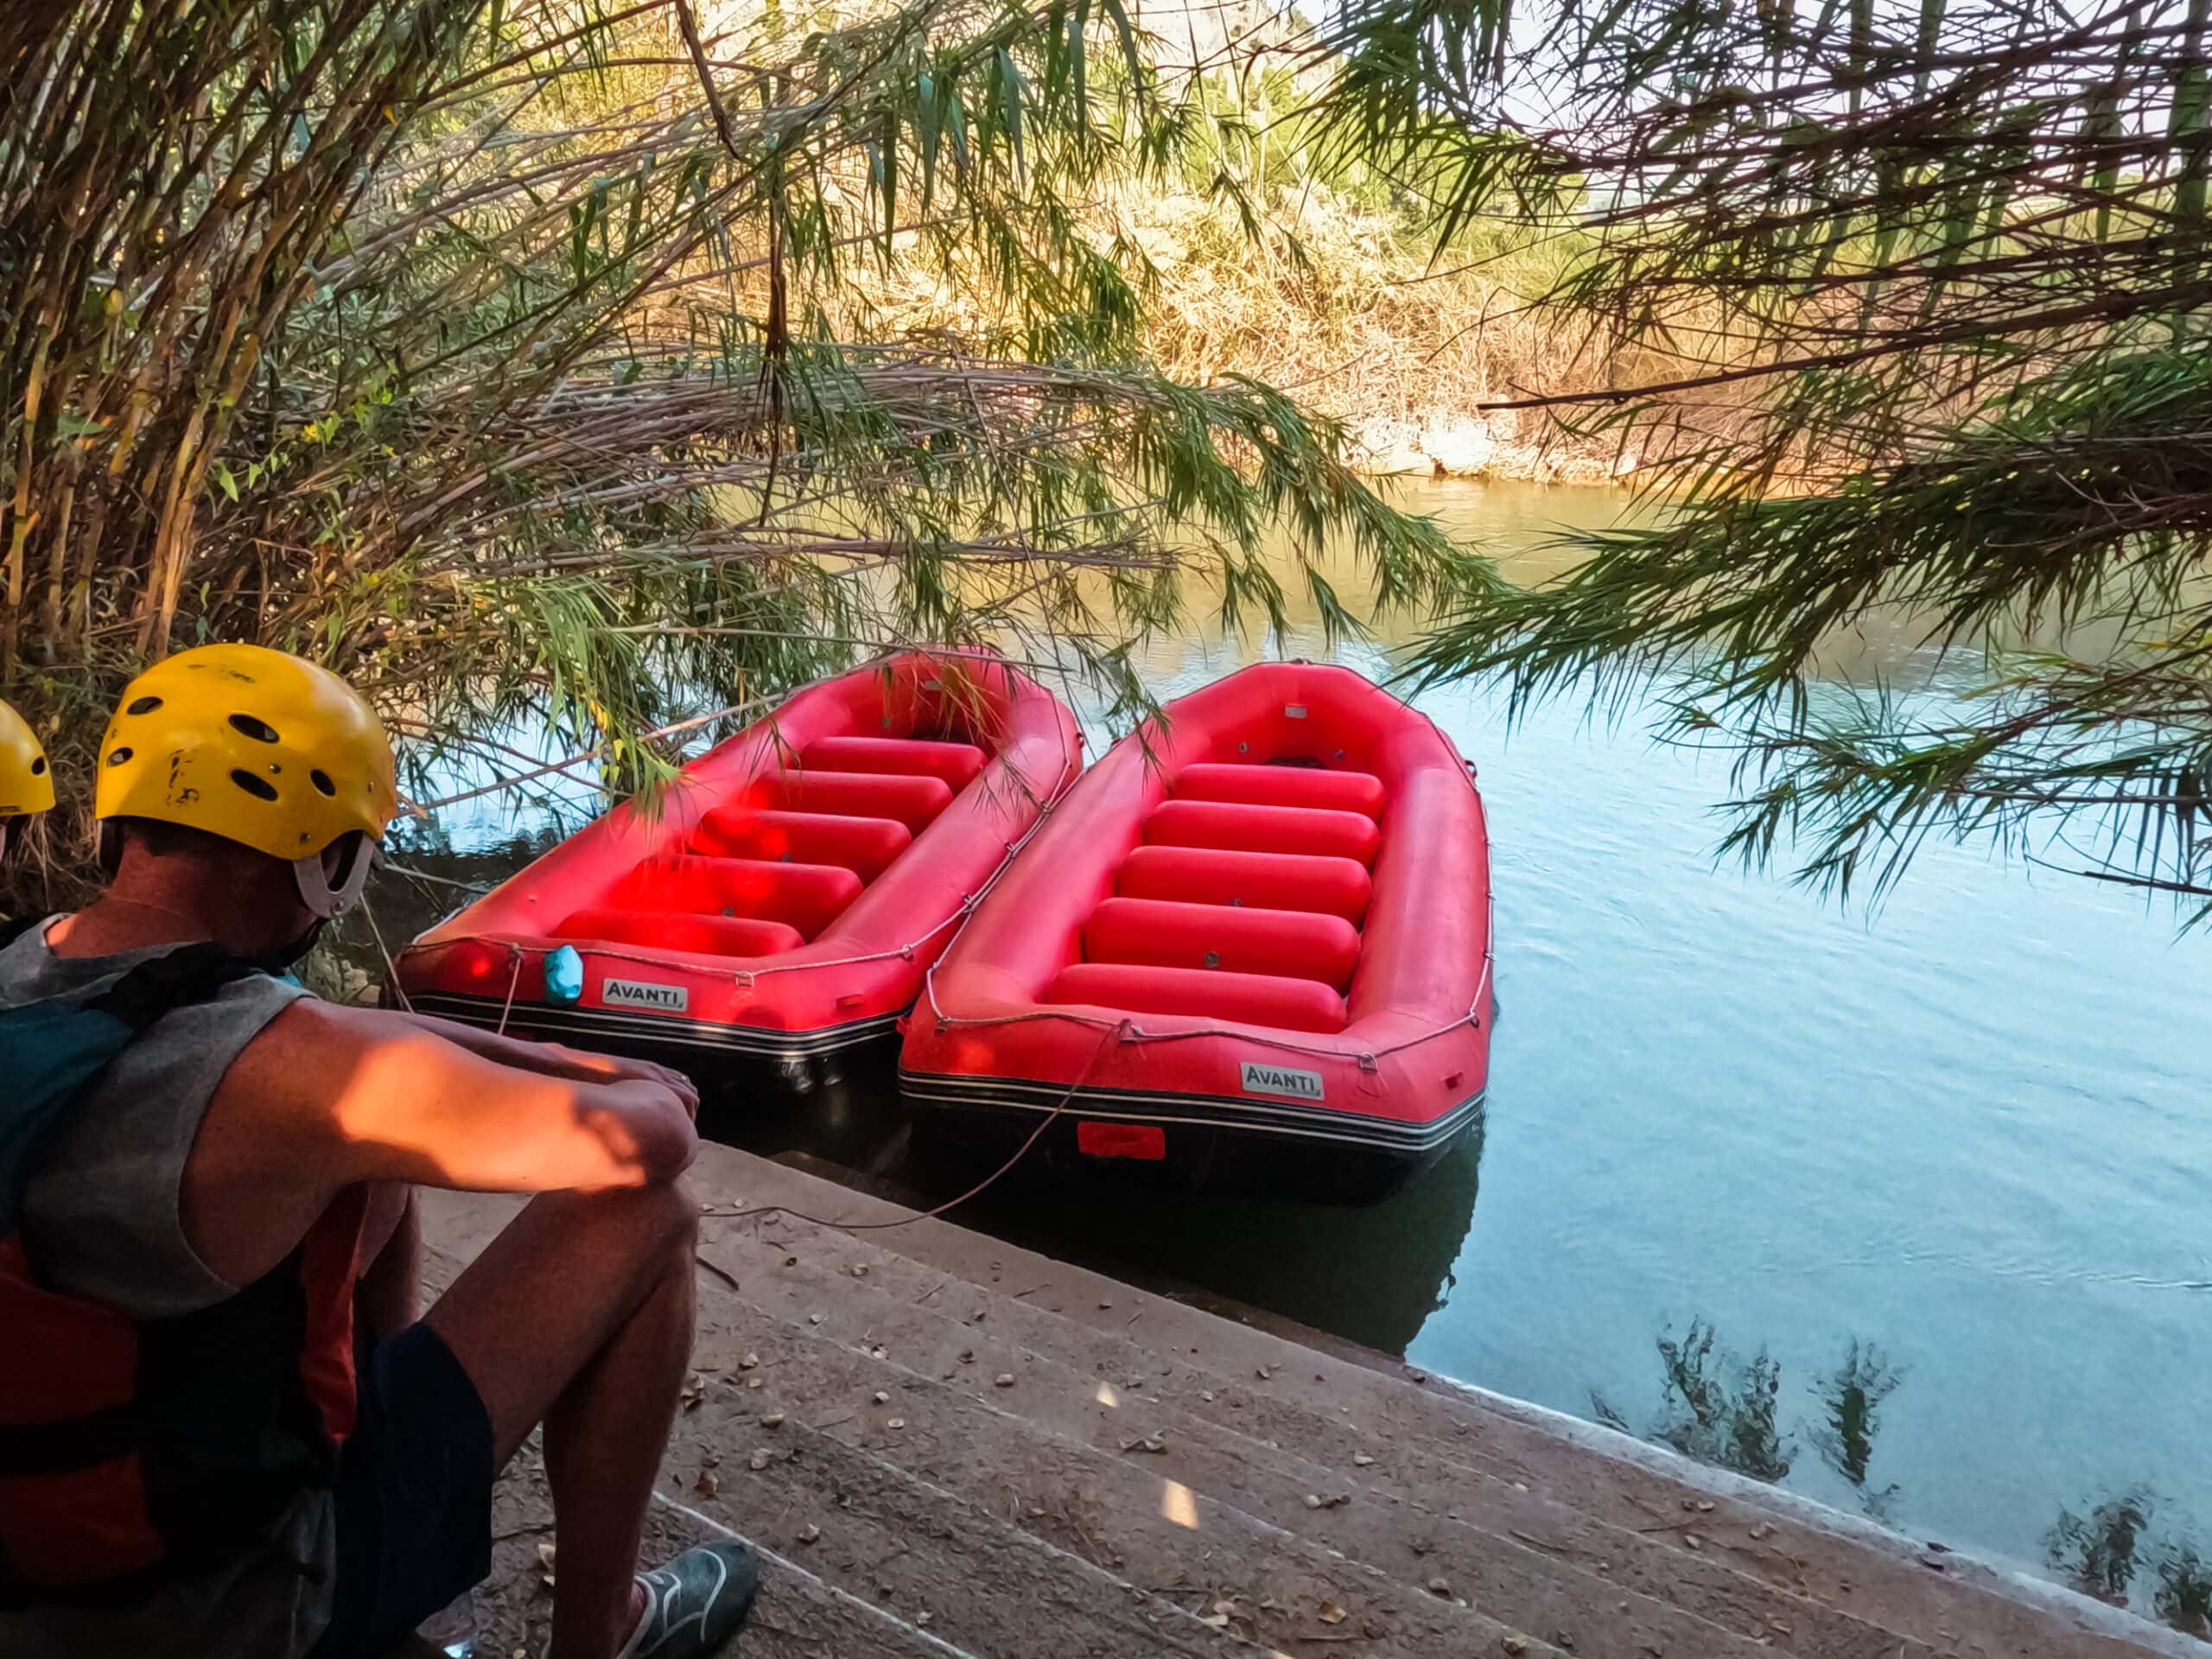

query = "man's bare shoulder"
[{"left": 226, "top": 994, "right": 410, "bottom": 1086}]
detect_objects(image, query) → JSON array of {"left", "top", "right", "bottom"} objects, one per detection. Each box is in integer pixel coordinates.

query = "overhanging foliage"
[
  {"left": 1302, "top": 0, "right": 2212, "bottom": 911},
  {"left": 0, "top": 0, "right": 1464, "bottom": 903}
]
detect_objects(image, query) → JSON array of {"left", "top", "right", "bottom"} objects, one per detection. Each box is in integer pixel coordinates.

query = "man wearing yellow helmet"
[
  {"left": 0, "top": 696, "right": 55, "bottom": 861},
  {"left": 0, "top": 645, "right": 755, "bottom": 1659}
]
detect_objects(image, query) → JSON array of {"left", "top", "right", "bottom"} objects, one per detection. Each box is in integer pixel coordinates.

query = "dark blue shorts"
[{"left": 310, "top": 1322, "right": 496, "bottom": 1659}]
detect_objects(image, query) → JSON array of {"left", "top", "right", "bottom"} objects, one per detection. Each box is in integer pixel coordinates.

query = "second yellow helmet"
[
  {"left": 0, "top": 699, "right": 54, "bottom": 820},
  {"left": 95, "top": 644, "right": 397, "bottom": 861}
]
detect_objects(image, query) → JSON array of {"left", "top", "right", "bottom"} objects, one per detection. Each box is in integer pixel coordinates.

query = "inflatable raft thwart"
[
  {"left": 393, "top": 651, "right": 1081, "bottom": 1080},
  {"left": 899, "top": 662, "right": 1492, "bottom": 1204}
]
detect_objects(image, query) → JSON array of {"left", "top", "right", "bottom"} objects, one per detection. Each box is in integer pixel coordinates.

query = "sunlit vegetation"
[{"left": 0, "top": 0, "right": 1471, "bottom": 906}]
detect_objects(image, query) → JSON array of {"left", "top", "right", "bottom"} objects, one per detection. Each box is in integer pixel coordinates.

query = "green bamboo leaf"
[
  {"left": 945, "top": 86, "right": 970, "bottom": 171},
  {"left": 880, "top": 123, "right": 898, "bottom": 253},
  {"left": 1069, "top": 0, "right": 1089, "bottom": 130},
  {"left": 917, "top": 71, "right": 942, "bottom": 207},
  {"left": 1097, "top": 0, "right": 1143, "bottom": 89},
  {"left": 996, "top": 47, "right": 1026, "bottom": 181}
]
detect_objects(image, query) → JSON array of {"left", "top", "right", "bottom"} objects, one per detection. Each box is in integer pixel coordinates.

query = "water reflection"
[
  {"left": 2157, "top": 1543, "right": 2212, "bottom": 1637},
  {"left": 1592, "top": 1323, "right": 1921, "bottom": 1522},
  {"left": 2044, "top": 1488, "right": 2212, "bottom": 1635},
  {"left": 1591, "top": 1319, "right": 1796, "bottom": 1484},
  {"left": 954, "top": 1126, "right": 1486, "bottom": 1357},
  {"left": 1586, "top": 1315, "right": 2212, "bottom": 1638},
  {"left": 1808, "top": 1339, "right": 1905, "bottom": 1521},
  {"left": 2047, "top": 1487, "right": 2155, "bottom": 1605}
]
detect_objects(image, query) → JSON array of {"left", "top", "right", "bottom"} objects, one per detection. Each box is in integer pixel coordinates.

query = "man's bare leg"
[{"left": 423, "top": 1181, "right": 699, "bottom": 1659}]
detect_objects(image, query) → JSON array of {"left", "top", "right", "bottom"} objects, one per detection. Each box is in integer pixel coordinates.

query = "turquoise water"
[{"left": 360, "top": 479, "right": 2212, "bottom": 1618}]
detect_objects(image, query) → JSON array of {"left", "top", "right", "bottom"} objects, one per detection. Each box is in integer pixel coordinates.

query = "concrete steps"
[
  {"left": 427, "top": 1145, "right": 2189, "bottom": 1659},
  {"left": 678, "top": 1230, "right": 1766, "bottom": 1659},
  {"left": 688, "top": 1198, "right": 1891, "bottom": 1656},
  {"left": 671, "top": 1277, "right": 1578, "bottom": 1659},
  {"left": 476, "top": 1448, "right": 980, "bottom": 1659}
]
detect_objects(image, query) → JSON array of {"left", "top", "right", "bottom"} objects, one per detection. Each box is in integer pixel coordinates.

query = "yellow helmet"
[
  {"left": 0, "top": 698, "right": 54, "bottom": 820},
  {"left": 96, "top": 645, "right": 396, "bottom": 912}
]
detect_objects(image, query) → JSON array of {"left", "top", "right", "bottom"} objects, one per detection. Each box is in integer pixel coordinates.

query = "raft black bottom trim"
[
  {"left": 899, "top": 1068, "right": 1484, "bottom": 1155},
  {"left": 404, "top": 992, "right": 902, "bottom": 1063}
]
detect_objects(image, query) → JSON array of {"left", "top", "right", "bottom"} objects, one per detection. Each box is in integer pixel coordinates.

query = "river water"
[{"left": 358, "top": 478, "right": 2212, "bottom": 1620}]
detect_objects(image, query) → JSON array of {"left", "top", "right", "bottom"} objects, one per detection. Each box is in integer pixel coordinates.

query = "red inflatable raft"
[
  {"left": 899, "top": 661, "right": 1492, "bottom": 1202},
  {"left": 393, "top": 651, "right": 1081, "bottom": 1081}
]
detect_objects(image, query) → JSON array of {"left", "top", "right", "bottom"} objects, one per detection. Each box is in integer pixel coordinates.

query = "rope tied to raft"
[
  {"left": 368, "top": 918, "right": 532, "bottom": 1037},
  {"left": 691, "top": 1017, "right": 1134, "bottom": 1235},
  {"left": 370, "top": 888, "right": 1128, "bottom": 1235}
]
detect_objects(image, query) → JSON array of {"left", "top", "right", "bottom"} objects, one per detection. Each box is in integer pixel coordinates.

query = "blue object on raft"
[{"left": 545, "top": 944, "right": 584, "bottom": 1004}]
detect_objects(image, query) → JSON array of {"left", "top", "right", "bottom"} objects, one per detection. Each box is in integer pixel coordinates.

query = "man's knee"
[
  {"left": 651, "top": 1176, "right": 700, "bottom": 1257},
  {"left": 566, "top": 1185, "right": 694, "bottom": 1256},
  {"left": 531, "top": 1177, "right": 696, "bottom": 1262}
]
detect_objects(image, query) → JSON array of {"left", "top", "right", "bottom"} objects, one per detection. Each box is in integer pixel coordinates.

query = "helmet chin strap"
[{"left": 291, "top": 838, "right": 378, "bottom": 920}]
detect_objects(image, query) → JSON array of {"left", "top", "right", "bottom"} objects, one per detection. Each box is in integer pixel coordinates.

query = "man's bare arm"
[
  {"left": 386, "top": 1008, "right": 699, "bottom": 1110},
  {"left": 217, "top": 1000, "right": 699, "bottom": 1196}
]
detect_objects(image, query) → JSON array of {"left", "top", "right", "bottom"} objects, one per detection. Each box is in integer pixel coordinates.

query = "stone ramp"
[{"left": 423, "top": 1144, "right": 2190, "bottom": 1659}]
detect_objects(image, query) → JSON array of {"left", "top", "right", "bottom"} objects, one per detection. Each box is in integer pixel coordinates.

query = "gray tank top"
[{"left": 0, "top": 918, "right": 340, "bottom": 1659}]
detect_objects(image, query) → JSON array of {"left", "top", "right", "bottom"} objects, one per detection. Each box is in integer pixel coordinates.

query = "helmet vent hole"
[
  {"left": 229, "top": 713, "right": 280, "bottom": 744},
  {"left": 229, "top": 768, "right": 280, "bottom": 802},
  {"left": 107, "top": 747, "right": 134, "bottom": 766},
  {"left": 29, "top": 757, "right": 46, "bottom": 775},
  {"left": 126, "top": 696, "right": 162, "bottom": 716},
  {"left": 310, "top": 769, "right": 337, "bottom": 797}
]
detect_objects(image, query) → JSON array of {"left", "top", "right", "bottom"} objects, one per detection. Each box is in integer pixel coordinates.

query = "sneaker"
[{"left": 617, "top": 1541, "right": 760, "bottom": 1659}]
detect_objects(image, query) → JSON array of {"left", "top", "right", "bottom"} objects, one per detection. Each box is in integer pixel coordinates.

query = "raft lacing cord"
[
  {"left": 918, "top": 950, "right": 1496, "bottom": 1071},
  {"left": 365, "top": 890, "right": 531, "bottom": 1034}
]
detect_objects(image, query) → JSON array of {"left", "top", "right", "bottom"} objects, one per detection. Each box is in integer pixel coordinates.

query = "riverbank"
[
  {"left": 1122, "top": 183, "right": 1711, "bottom": 486},
  {"left": 425, "top": 1142, "right": 2191, "bottom": 1659},
  {"left": 1344, "top": 412, "right": 1643, "bottom": 483}
]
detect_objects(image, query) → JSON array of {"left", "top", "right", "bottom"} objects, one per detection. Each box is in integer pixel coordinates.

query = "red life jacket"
[{"left": 0, "top": 933, "right": 365, "bottom": 1606}]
